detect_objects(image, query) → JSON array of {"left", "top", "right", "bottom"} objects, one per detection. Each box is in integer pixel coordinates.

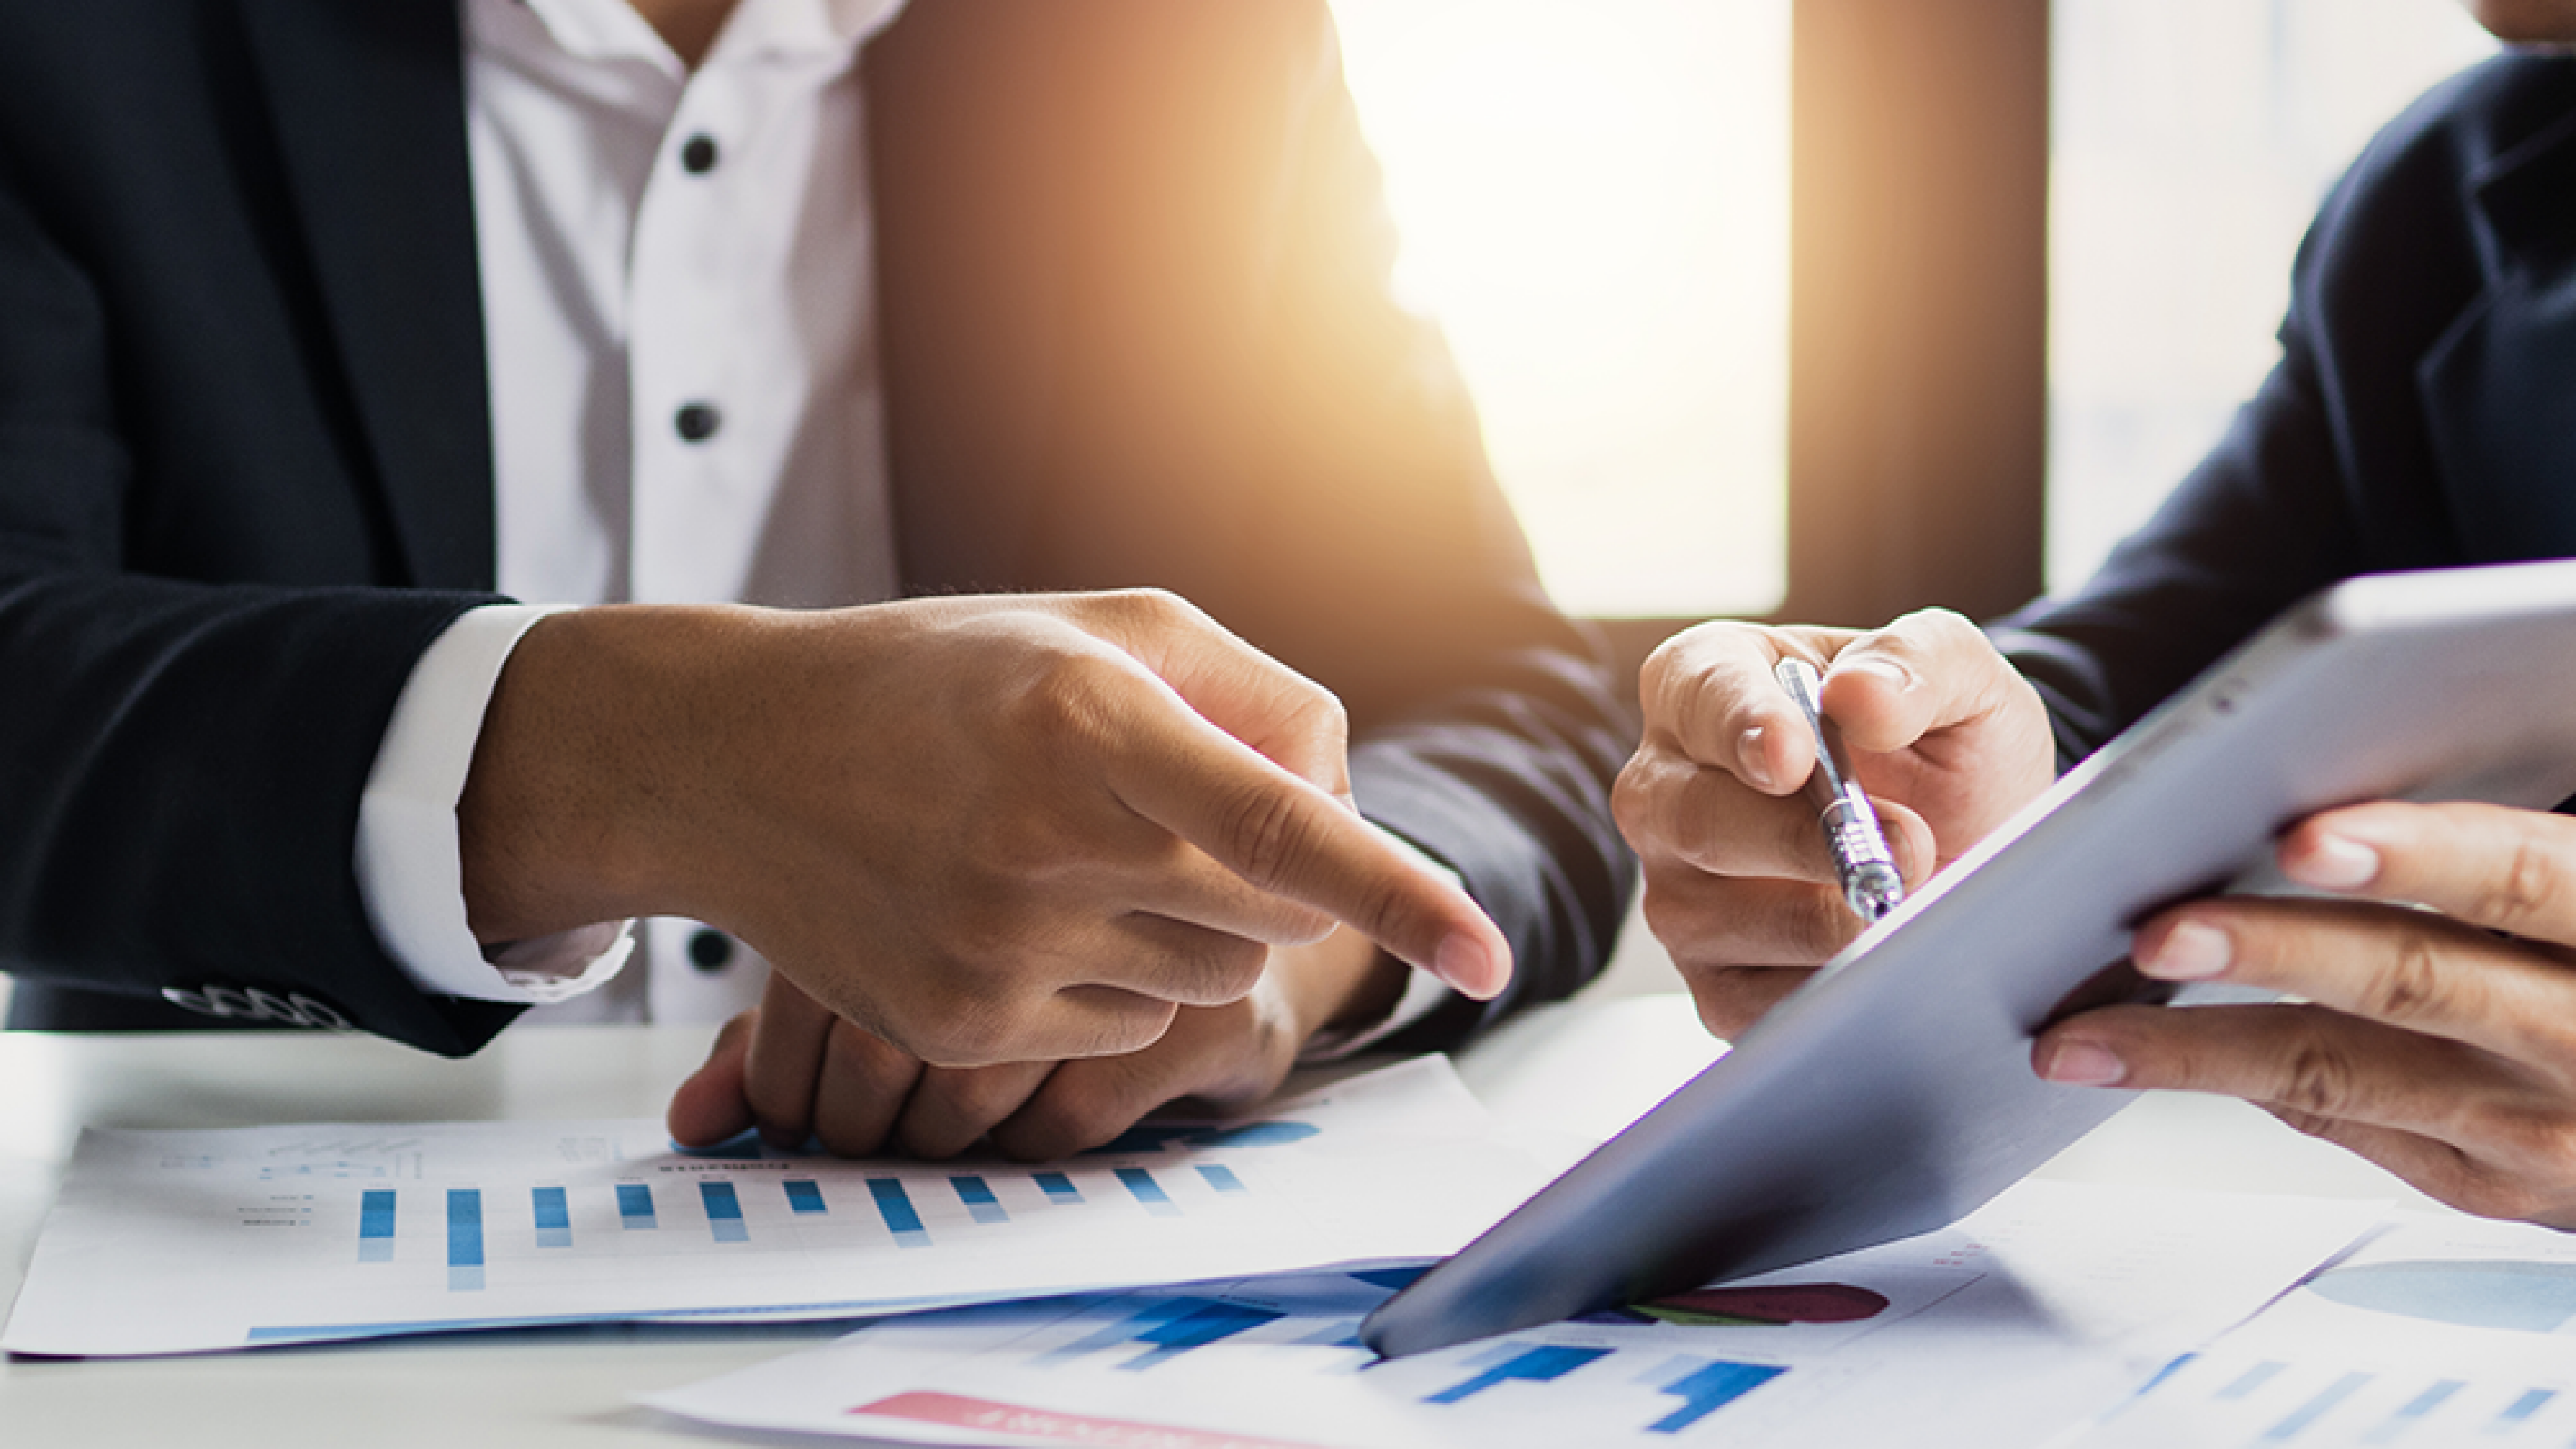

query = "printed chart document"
[
  {"left": 643, "top": 1182, "right": 2379, "bottom": 1449},
  {"left": 3, "top": 1057, "right": 1549, "bottom": 1356},
  {"left": 2070, "top": 1212, "right": 2576, "bottom": 1448}
]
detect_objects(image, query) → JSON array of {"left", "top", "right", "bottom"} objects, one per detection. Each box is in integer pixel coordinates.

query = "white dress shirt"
[
  {"left": 358, "top": 0, "right": 907, "bottom": 1024},
  {"left": 353, "top": 0, "right": 1456, "bottom": 1046}
]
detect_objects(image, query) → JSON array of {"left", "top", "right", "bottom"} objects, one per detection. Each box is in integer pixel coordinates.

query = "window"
[
  {"left": 1330, "top": 0, "right": 1792, "bottom": 619},
  {"left": 2048, "top": 0, "right": 2498, "bottom": 590}
]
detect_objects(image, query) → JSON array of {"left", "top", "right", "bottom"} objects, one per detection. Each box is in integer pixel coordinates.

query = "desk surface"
[{"left": 0, "top": 979, "right": 2438, "bottom": 1449}]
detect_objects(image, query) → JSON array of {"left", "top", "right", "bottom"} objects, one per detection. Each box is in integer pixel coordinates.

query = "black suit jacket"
[
  {"left": 2000, "top": 54, "right": 2576, "bottom": 762},
  {"left": 0, "top": 0, "right": 1636, "bottom": 1053}
]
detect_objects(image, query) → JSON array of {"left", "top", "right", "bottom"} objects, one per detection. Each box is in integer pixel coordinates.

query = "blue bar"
[
  {"left": 1192, "top": 1121, "right": 1318, "bottom": 1148},
  {"left": 869, "top": 1178, "right": 931, "bottom": 1248},
  {"left": 1035, "top": 1172, "right": 1082, "bottom": 1204},
  {"left": 447, "top": 1189, "right": 484, "bottom": 1293},
  {"left": 1197, "top": 1164, "right": 1248, "bottom": 1195},
  {"left": 2498, "top": 1389, "right": 2555, "bottom": 1426},
  {"left": 951, "top": 1175, "right": 1010, "bottom": 1225},
  {"left": 1117, "top": 1167, "right": 1181, "bottom": 1217},
  {"left": 1124, "top": 1301, "right": 1285, "bottom": 1369},
  {"left": 1427, "top": 1344, "right": 1613, "bottom": 1404},
  {"left": 2222, "top": 1362, "right": 2288, "bottom": 1401},
  {"left": 700, "top": 1181, "right": 748, "bottom": 1243},
  {"left": 2263, "top": 1373, "right": 2371, "bottom": 1442},
  {"left": 784, "top": 1180, "right": 826, "bottom": 1214},
  {"left": 531, "top": 1186, "right": 571, "bottom": 1249},
  {"left": 1651, "top": 1360, "right": 1786, "bottom": 1433},
  {"left": 358, "top": 1189, "right": 396, "bottom": 1263},
  {"left": 2363, "top": 1380, "right": 2461, "bottom": 1444},
  {"left": 617, "top": 1183, "right": 656, "bottom": 1231}
]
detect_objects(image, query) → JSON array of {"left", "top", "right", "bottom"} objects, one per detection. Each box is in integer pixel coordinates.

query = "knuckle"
[
  {"left": 2275, "top": 1027, "right": 2359, "bottom": 1118},
  {"left": 2365, "top": 928, "right": 2455, "bottom": 1028},
  {"left": 1006, "top": 652, "right": 1126, "bottom": 755},
  {"left": 1611, "top": 756, "right": 1658, "bottom": 845},
  {"left": 1118, "top": 586, "right": 1199, "bottom": 630},
  {"left": 1214, "top": 780, "right": 1319, "bottom": 892},
  {"left": 2477, "top": 834, "right": 2564, "bottom": 934}
]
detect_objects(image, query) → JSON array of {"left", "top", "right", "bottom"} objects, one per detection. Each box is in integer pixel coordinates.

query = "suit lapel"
[
  {"left": 2420, "top": 96, "right": 2576, "bottom": 564},
  {"left": 865, "top": 0, "right": 1071, "bottom": 594},
  {"left": 236, "top": 0, "right": 496, "bottom": 591}
]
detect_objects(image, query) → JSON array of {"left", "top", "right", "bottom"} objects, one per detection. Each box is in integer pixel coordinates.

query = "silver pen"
[{"left": 1774, "top": 658, "right": 1906, "bottom": 922}]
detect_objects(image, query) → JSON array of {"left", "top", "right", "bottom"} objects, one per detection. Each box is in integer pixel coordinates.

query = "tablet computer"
[{"left": 1363, "top": 560, "right": 2576, "bottom": 1358}]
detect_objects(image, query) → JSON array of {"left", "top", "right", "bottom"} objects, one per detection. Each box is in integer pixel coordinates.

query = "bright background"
[
  {"left": 1328, "top": 0, "right": 2502, "bottom": 619},
  {"left": 2047, "top": 0, "right": 2497, "bottom": 590},
  {"left": 1327, "top": 0, "right": 1792, "bottom": 620}
]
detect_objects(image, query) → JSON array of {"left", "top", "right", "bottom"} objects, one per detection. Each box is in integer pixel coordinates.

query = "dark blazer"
[
  {"left": 0, "top": 0, "right": 1637, "bottom": 1053},
  {"left": 2000, "top": 54, "right": 2576, "bottom": 761}
]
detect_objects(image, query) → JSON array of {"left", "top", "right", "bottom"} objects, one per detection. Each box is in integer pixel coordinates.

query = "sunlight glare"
[{"left": 1329, "top": 1, "right": 1791, "bottom": 618}]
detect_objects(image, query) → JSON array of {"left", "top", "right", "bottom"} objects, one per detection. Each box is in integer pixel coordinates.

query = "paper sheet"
[
  {"left": 642, "top": 1181, "right": 2380, "bottom": 1449},
  {"left": 3, "top": 1056, "right": 1550, "bottom": 1356},
  {"left": 2067, "top": 1211, "right": 2576, "bottom": 1447}
]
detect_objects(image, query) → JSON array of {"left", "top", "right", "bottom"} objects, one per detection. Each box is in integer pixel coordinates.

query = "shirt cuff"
[
  {"left": 356, "top": 604, "right": 633, "bottom": 1004},
  {"left": 1296, "top": 824, "right": 1463, "bottom": 1061}
]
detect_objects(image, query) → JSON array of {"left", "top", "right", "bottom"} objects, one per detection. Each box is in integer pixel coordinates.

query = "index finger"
[
  {"left": 1638, "top": 623, "right": 1838, "bottom": 795},
  {"left": 2282, "top": 800, "right": 2576, "bottom": 945},
  {"left": 1103, "top": 667, "right": 1510, "bottom": 999}
]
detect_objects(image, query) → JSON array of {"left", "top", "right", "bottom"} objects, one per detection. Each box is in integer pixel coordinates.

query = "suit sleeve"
[
  {"left": 0, "top": 156, "right": 522, "bottom": 1055},
  {"left": 1238, "top": 7, "right": 1640, "bottom": 1049},
  {"left": 1988, "top": 316, "right": 2365, "bottom": 766}
]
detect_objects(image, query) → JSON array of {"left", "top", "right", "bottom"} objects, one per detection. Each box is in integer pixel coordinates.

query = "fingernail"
[
  {"left": 1841, "top": 657, "right": 1915, "bottom": 693},
  {"left": 1737, "top": 726, "right": 1776, "bottom": 793},
  {"left": 2141, "top": 920, "right": 2231, "bottom": 981},
  {"left": 2039, "top": 1040, "right": 2126, "bottom": 1087},
  {"left": 1436, "top": 934, "right": 1501, "bottom": 998},
  {"left": 2291, "top": 833, "right": 2380, "bottom": 891}
]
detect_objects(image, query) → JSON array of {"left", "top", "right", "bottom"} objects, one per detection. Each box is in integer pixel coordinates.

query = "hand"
[
  {"left": 1614, "top": 610, "right": 2055, "bottom": 1038},
  {"left": 2035, "top": 800, "right": 2576, "bottom": 1228},
  {"left": 665, "top": 927, "right": 1406, "bottom": 1159},
  {"left": 458, "top": 590, "right": 1505, "bottom": 1067}
]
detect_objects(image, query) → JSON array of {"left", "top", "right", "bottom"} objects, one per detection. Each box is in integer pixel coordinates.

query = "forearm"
[{"left": 0, "top": 566, "right": 522, "bottom": 1053}]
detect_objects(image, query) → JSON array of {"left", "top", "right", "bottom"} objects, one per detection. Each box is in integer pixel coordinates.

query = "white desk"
[{"left": 0, "top": 961, "right": 2438, "bottom": 1448}]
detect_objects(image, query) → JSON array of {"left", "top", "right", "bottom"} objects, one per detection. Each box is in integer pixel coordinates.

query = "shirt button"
[
  {"left": 674, "top": 402, "right": 722, "bottom": 443},
  {"left": 680, "top": 133, "right": 720, "bottom": 175},
  {"left": 688, "top": 928, "right": 735, "bottom": 973}
]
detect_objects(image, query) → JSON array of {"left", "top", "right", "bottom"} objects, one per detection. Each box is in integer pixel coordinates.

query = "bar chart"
[
  {"left": 329, "top": 1155, "right": 1274, "bottom": 1283},
  {"left": 2069, "top": 1216, "right": 2576, "bottom": 1448},
  {"left": 8, "top": 1057, "right": 1556, "bottom": 1356},
  {"left": 2080, "top": 1352, "right": 2576, "bottom": 1447}
]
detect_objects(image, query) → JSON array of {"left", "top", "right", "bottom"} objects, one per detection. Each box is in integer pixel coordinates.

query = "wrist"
[{"left": 456, "top": 604, "right": 755, "bottom": 944}]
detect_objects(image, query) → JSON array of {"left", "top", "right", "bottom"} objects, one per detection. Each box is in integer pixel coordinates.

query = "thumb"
[
  {"left": 1819, "top": 608, "right": 2025, "bottom": 756},
  {"left": 666, "top": 1010, "right": 759, "bottom": 1148}
]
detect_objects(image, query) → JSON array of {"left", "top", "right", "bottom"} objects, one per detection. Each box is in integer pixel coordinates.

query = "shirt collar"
[{"left": 511, "top": 0, "right": 909, "bottom": 74}]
